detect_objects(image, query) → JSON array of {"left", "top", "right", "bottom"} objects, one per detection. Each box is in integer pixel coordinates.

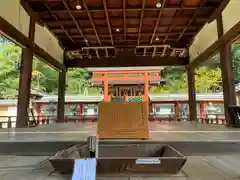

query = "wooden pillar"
[
  {"left": 103, "top": 73, "right": 109, "bottom": 101},
  {"left": 57, "top": 70, "right": 66, "bottom": 122},
  {"left": 174, "top": 101, "right": 180, "bottom": 121},
  {"left": 199, "top": 102, "right": 204, "bottom": 120},
  {"left": 16, "top": 18, "right": 35, "bottom": 128},
  {"left": 144, "top": 72, "right": 149, "bottom": 101},
  {"left": 35, "top": 103, "right": 41, "bottom": 122},
  {"left": 217, "top": 15, "right": 236, "bottom": 126},
  {"left": 187, "top": 67, "right": 197, "bottom": 121},
  {"left": 78, "top": 103, "right": 83, "bottom": 121}
]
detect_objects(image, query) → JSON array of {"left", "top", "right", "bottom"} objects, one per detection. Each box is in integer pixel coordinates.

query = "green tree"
[
  {"left": 0, "top": 42, "right": 21, "bottom": 99},
  {"left": 66, "top": 68, "right": 100, "bottom": 95},
  {"left": 232, "top": 44, "right": 240, "bottom": 81},
  {"left": 31, "top": 58, "right": 58, "bottom": 94},
  {"left": 151, "top": 67, "right": 222, "bottom": 94}
]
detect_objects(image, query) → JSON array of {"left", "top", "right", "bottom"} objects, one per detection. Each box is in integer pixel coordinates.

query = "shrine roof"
[{"left": 21, "top": 0, "right": 228, "bottom": 67}]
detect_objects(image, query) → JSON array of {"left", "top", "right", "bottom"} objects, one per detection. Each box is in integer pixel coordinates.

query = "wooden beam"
[
  {"left": 56, "top": 32, "right": 196, "bottom": 38},
  {"left": 217, "top": 14, "right": 236, "bottom": 126},
  {"left": 44, "top": 2, "right": 75, "bottom": 44},
  {"left": 57, "top": 70, "right": 66, "bottom": 122},
  {"left": 93, "top": 70, "right": 160, "bottom": 74},
  {"left": 187, "top": 67, "right": 197, "bottom": 121},
  {"left": 137, "top": 0, "right": 145, "bottom": 45},
  {"left": 150, "top": 0, "right": 166, "bottom": 44},
  {"left": 82, "top": 0, "right": 101, "bottom": 45},
  {"left": 0, "top": 16, "right": 65, "bottom": 71},
  {"left": 36, "top": 5, "right": 215, "bottom": 13},
  {"left": 20, "top": 0, "right": 44, "bottom": 25},
  {"left": 177, "top": 0, "right": 207, "bottom": 42},
  {"left": 16, "top": 18, "right": 35, "bottom": 128},
  {"left": 103, "top": 0, "right": 114, "bottom": 45},
  {"left": 123, "top": 0, "right": 126, "bottom": 40},
  {"left": 94, "top": 76, "right": 160, "bottom": 81},
  {"left": 65, "top": 56, "right": 188, "bottom": 67},
  {"left": 188, "top": 21, "right": 240, "bottom": 69},
  {"left": 208, "top": 0, "right": 230, "bottom": 23},
  {"left": 62, "top": 0, "right": 88, "bottom": 46}
]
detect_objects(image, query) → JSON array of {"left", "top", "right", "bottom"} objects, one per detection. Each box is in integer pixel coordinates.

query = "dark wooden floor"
[{"left": 0, "top": 121, "right": 239, "bottom": 142}]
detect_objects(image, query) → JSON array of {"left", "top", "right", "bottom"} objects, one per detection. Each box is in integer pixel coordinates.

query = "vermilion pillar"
[
  {"left": 199, "top": 102, "right": 206, "bottom": 120},
  {"left": 35, "top": 103, "right": 41, "bottom": 122},
  {"left": 144, "top": 72, "right": 149, "bottom": 101},
  {"left": 103, "top": 73, "right": 109, "bottom": 102}
]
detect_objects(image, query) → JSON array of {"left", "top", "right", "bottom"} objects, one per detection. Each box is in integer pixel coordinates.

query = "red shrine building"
[{"left": 88, "top": 67, "right": 163, "bottom": 102}]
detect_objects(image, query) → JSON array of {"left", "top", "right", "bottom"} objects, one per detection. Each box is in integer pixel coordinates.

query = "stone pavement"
[{"left": 0, "top": 155, "right": 240, "bottom": 179}]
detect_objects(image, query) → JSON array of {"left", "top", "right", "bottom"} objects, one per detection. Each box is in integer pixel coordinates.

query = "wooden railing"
[{"left": 0, "top": 113, "right": 226, "bottom": 129}]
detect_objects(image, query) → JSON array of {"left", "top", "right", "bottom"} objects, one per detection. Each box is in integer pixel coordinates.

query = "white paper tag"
[
  {"left": 135, "top": 158, "right": 161, "bottom": 165},
  {"left": 72, "top": 159, "right": 96, "bottom": 180}
]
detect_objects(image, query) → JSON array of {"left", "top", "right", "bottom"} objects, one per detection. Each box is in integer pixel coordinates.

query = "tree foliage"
[
  {"left": 151, "top": 67, "right": 222, "bottom": 94},
  {"left": 1, "top": 36, "right": 240, "bottom": 99},
  {"left": 0, "top": 39, "right": 99, "bottom": 99}
]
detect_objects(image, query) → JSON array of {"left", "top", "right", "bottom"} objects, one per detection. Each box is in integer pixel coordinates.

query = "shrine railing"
[
  {"left": 110, "top": 96, "right": 145, "bottom": 102},
  {"left": 0, "top": 113, "right": 226, "bottom": 129}
]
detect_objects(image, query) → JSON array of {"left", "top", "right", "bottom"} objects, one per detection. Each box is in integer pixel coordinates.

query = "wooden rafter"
[
  {"left": 152, "top": 47, "right": 156, "bottom": 57},
  {"left": 105, "top": 49, "right": 109, "bottom": 57},
  {"left": 82, "top": 0, "right": 101, "bottom": 45},
  {"left": 176, "top": 0, "right": 208, "bottom": 42},
  {"left": 57, "top": 32, "right": 195, "bottom": 38},
  {"left": 143, "top": 48, "right": 147, "bottom": 56},
  {"left": 61, "top": 0, "right": 89, "bottom": 46},
  {"left": 36, "top": 6, "right": 216, "bottom": 13},
  {"left": 150, "top": 0, "right": 166, "bottom": 44},
  {"left": 163, "top": 0, "right": 184, "bottom": 44},
  {"left": 43, "top": 2, "right": 75, "bottom": 44},
  {"left": 137, "top": 0, "right": 145, "bottom": 45},
  {"left": 95, "top": 49, "right": 100, "bottom": 59},
  {"left": 22, "top": 0, "right": 226, "bottom": 58},
  {"left": 161, "top": 45, "right": 168, "bottom": 57},
  {"left": 123, "top": 0, "right": 126, "bottom": 40},
  {"left": 45, "top": 16, "right": 209, "bottom": 24},
  {"left": 103, "top": 0, "right": 114, "bottom": 45}
]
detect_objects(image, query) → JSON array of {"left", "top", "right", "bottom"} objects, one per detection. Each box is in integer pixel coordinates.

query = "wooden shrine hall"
[
  {"left": 0, "top": 0, "right": 240, "bottom": 128},
  {"left": 88, "top": 67, "right": 163, "bottom": 102}
]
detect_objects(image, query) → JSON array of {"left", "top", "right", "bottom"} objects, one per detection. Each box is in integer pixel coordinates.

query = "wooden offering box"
[{"left": 97, "top": 102, "right": 149, "bottom": 139}]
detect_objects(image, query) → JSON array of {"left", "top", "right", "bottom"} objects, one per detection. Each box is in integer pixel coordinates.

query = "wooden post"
[
  {"left": 103, "top": 73, "right": 109, "bottom": 102},
  {"left": 199, "top": 102, "right": 204, "bottom": 121},
  {"left": 217, "top": 14, "right": 236, "bottom": 126},
  {"left": 144, "top": 72, "right": 149, "bottom": 101},
  {"left": 35, "top": 103, "right": 41, "bottom": 122},
  {"left": 16, "top": 18, "right": 35, "bottom": 128},
  {"left": 174, "top": 101, "right": 180, "bottom": 121},
  {"left": 57, "top": 70, "right": 66, "bottom": 122},
  {"left": 187, "top": 67, "right": 197, "bottom": 121},
  {"left": 78, "top": 103, "right": 83, "bottom": 121}
]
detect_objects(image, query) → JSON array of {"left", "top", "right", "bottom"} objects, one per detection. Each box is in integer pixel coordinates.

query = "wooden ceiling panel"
[
  {"left": 144, "top": 10, "right": 159, "bottom": 18},
  {"left": 107, "top": 0, "right": 122, "bottom": 8},
  {"left": 22, "top": 0, "right": 226, "bottom": 62},
  {"left": 183, "top": 0, "right": 201, "bottom": 6}
]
